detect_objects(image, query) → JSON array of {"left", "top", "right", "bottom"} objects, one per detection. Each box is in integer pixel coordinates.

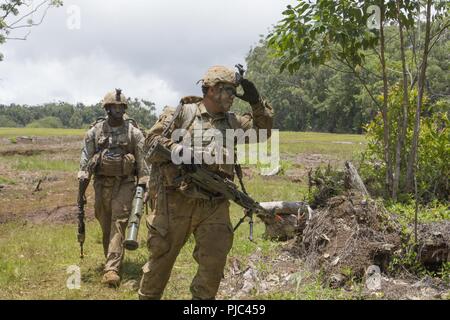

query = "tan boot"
[{"left": 102, "top": 270, "right": 121, "bottom": 287}]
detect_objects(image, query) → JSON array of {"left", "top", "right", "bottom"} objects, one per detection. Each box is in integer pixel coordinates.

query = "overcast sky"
[{"left": 0, "top": 0, "right": 293, "bottom": 112}]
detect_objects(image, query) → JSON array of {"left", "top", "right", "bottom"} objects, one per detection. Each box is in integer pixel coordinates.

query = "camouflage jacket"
[{"left": 145, "top": 96, "right": 274, "bottom": 194}]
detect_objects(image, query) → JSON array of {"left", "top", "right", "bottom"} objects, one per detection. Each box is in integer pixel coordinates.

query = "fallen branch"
[
  {"left": 33, "top": 179, "right": 42, "bottom": 192},
  {"left": 257, "top": 201, "right": 313, "bottom": 240}
]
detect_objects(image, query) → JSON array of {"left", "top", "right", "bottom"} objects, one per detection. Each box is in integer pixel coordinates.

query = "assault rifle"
[
  {"left": 77, "top": 176, "right": 91, "bottom": 259},
  {"left": 146, "top": 140, "right": 280, "bottom": 240}
]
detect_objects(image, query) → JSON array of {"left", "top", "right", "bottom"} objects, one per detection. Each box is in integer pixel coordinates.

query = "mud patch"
[
  {"left": 0, "top": 212, "right": 18, "bottom": 224},
  {"left": 0, "top": 149, "right": 50, "bottom": 156},
  {"left": 0, "top": 206, "right": 94, "bottom": 225},
  {"left": 0, "top": 136, "right": 82, "bottom": 157}
]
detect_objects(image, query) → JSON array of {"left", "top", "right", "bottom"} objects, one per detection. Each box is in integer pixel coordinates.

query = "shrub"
[
  {"left": 360, "top": 85, "right": 449, "bottom": 203},
  {"left": 0, "top": 115, "right": 19, "bottom": 128},
  {"left": 26, "top": 116, "right": 64, "bottom": 129}
]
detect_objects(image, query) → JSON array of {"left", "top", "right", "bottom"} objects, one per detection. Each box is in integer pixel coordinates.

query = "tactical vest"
[
  {"left": 181, "top": 103, "right": 241, "bottom": 178},
  {"left": 91, "top": 119, "right": 137, "bottom": 177},
  {"left": 149, "top": 98, "right": 241, "bottom": 199}
]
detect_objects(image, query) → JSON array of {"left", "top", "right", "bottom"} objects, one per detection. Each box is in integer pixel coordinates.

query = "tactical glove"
[{"left": 236, "top": 79, "right": 260, "bottom": 105}]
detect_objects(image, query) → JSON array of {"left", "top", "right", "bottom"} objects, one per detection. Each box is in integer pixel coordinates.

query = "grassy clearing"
[
  {"left": 12, "top": 156, "right": 78, "bottom": 172},
  {"left": 279, "top": 141, "right": 365, "bottom": 160},
  {"left": 3, "top": 130, "right": 448, "bottom": 300},
  {"left": 0, "top": 206, "right": 285, "bottom": 299},
  {"left": 0, "top": 161, "right": 301, "bottom": 298},
  {"left": 281, "top": 131, "right": 366, "bottom": 142},
  {"left": 280, "top": 136, "right": 365, "bottom": 159},
  {"left": 0, "top": 161, "right": 312, "bottom": 299},
  {"left": 0, "top": 130, "right": 370, "bottom": 300},
  {"left": 0, "top": 128, "right": 85, "bottom": 138},
  {"left": 280, "top": 132, "right": 366, "bottom": 158},
  {"left": 238, "top": 131, "right": 366, "bottom": 163},
  {"left": 0, "top": 176, "right": 16, "bottom": 185},
  {"left": 0, "top": 154, "right": 79, "bottom": 172}
]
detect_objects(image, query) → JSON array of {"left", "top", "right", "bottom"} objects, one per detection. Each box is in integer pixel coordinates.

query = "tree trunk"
[
  {"left": 406, "top": 0, "right": 432, "bottom": 191},
  {"left": 257, "top": 201, "right": 312, "bottom": 240},
  {"left": 392, "top": 0, "right": 411, "bottom": 200},
  {"left": 379, "top": 4, "right": 393, "bottom": 197},
  {"left": 344, "top": 161, "right": 370, "bottom": 197}
]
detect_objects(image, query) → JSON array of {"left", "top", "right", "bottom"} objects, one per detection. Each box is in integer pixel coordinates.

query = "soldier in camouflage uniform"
[
  {"left": 77, "top": 89, "right": 149, "bottom": 287},
  {"left": 138, "top": 66, "right": 274, "bottom": 299}
]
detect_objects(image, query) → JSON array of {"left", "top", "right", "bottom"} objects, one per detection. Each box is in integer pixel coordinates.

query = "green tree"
[
  {"left": 267, "top": 0, "right": 449, "bottom": 200},
  {"left": 26, "top": 116, "right": 63, "bottom": 128},
  {"left": 0, "top": 115, "right": 18, "bottom": 127},
  {"left": 126, "top": 98, "right": 157, "bottom": 129},
  {"left": 0, "top": 0, "right": 63, "bottom": 61},
  {"left": 69, "top": 111, "right": 83, "bottom": 128}
]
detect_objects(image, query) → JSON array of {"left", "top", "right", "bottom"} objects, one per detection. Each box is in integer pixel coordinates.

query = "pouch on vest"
[
  {"left": 122, "top": 153, "right": 136, "bottom": 176},
  {"left": 97, "top": 150, "right": 124, "bottom": 176}
]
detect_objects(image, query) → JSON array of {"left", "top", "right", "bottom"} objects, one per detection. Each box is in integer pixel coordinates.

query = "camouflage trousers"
[
  {"left": 94, "top": 175, "right": 135, "bottom": 273},
  {"left": 138, "top": 190, "right": 234, "bottom": 300}
]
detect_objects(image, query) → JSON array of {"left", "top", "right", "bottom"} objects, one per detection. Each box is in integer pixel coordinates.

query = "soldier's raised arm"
[{"left": 233, "top": 79, "right": 274, "bottom": 141}]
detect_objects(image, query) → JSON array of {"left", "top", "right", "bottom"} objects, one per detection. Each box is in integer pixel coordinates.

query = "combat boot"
[{"left": 102, "top": 270, "right": 121, "bottom": 287}]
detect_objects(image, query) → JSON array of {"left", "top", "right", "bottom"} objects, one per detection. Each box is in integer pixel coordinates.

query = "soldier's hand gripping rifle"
[
  {"left": 123, "top": 185, "right": 146, "bottom": 250},
  {"left": 145, "top": 141, "right": 280, "bottom": 238},
  {"left": 77, "top": 176, "right": 91, "bottom": 259}
]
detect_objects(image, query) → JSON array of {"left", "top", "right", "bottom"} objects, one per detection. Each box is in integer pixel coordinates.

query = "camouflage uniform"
[
  {"left": 78, "top": 90, "right": 148, "bottom": 277},
  {"left": 138, "top": 66, "right": 273, "bottom": 299}
]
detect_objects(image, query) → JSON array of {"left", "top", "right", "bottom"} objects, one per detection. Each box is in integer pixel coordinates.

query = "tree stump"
[{"left": 257, "top": 201, "right": 313, "bottom": 240}]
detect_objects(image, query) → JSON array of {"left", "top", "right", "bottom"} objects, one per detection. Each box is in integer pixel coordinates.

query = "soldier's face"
[
  {"left": 106, "top": 104, "right": 125, "bottom": 120},
  {"left": 212, "top": 83, "right": 235, "bottom": 112}
]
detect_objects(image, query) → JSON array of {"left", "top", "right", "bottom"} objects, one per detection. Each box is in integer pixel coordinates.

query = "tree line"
[
  {"left": 265, "top": 0, "right": 449, "bottom": 201},
  {"left": 0, "top": 98, "right": 158, "bottom": 129},
  {"left": 232, "top": 19, "right": 449, "bottom": 134}
]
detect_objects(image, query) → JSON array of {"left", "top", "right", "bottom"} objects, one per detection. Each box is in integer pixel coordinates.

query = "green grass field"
[
  {"left": 2, "top": 155, "right": 79, "bottom": 172},
  {"left": 0, "top": 128, "right": 368, "bottom": 299},
  {"left": 0, "top": 128, "right": 86, "bottom": 138}
]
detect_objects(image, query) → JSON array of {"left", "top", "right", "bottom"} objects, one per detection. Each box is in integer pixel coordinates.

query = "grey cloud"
[{"left": 0, "top": 0, "right": 292, "bottom": 110}]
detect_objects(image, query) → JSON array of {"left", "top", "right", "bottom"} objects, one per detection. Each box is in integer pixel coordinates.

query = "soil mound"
[{"left": 294, "top": 191, "right": 402, "bottom": 279}]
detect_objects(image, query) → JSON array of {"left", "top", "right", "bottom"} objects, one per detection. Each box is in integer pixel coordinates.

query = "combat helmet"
[
  {"left": 198, "top": 65, "right": 239, "bottom": 87},
  {"left": 102, "top": 88, "right": 128, "bottom": 109}
]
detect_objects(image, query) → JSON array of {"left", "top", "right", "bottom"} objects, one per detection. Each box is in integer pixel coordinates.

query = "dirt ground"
[
  {"left": 228, "top": 159, "right": 449, "bottom": 300},
  {"left": 0, "top": 205, "right": 95, "bottom": 225},
  {"left": 218, "top": 244, "right": 449, "bottom": 299},
  {"left": 218, "top": 191, "right": 449, "bottom": 300},
  {"left": 0, "top": 136, "right": 92, "bottom": 224}
]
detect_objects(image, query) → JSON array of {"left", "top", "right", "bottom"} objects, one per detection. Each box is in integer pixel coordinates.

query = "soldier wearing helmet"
[
  {"left": 77, "top": 89, "right": 149, "bottom": 287},
  {"left": 138, "top": 66, "right": 274, "bottom": 300}
]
